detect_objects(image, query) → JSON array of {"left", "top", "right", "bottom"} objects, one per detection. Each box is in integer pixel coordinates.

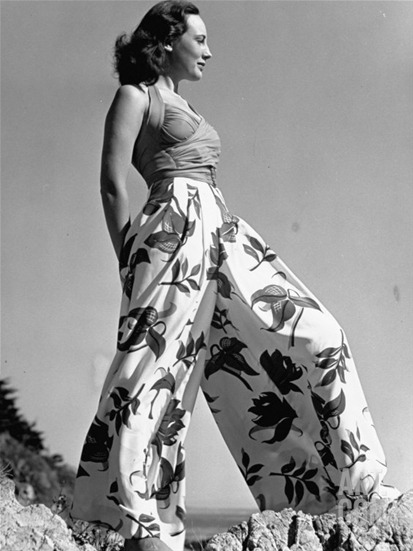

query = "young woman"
[{"left": 71, "top": 2, "right": 398, "bottom": 550}]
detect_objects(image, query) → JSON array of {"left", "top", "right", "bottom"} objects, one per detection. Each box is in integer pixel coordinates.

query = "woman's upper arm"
[{"left": 101, "top": 85, "right": 148, "bottom": 188}]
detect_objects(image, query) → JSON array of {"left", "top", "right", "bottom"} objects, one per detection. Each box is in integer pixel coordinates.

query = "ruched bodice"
[{"left": 132, "top": 85, "right": 221, "bottom": 187}]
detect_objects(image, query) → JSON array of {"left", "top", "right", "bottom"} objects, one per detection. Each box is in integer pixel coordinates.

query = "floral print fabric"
[{"left": 72, "top": 177, "right": 389, "bottom": 550}]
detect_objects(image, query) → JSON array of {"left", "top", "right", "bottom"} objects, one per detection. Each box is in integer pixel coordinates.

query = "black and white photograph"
[{"left": 1, "top": 1, "right": 412, "bottom": 550}]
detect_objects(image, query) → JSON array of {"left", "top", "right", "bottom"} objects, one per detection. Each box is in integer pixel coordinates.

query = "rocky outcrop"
[
  {"left": 0, "top": 476, "right": 96, "bottom": 551},
  {"left": 205, "top": 491, "right": 413, "bottom": 551}
]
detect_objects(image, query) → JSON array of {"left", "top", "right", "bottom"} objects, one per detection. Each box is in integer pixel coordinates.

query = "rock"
[
  {"left": 205, "top": 491, "right": 413, "bottom": 551},
  {"left": 0, "top": 476, "right": 96, "bottom": 551}
]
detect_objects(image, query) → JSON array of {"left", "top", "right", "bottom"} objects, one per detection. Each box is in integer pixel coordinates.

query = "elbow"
[{"left": 100, "top": 176, "right": 127, "bottom": 201}]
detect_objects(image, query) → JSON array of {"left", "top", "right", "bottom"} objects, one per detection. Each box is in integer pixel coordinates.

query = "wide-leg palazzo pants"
[{"left": 72, "top": 177, "right": 389, "bottom": 550}]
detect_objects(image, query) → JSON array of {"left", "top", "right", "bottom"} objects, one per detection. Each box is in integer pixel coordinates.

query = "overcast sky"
[{"left": 2, "top": 0, "right": 412, "bottom": 510}]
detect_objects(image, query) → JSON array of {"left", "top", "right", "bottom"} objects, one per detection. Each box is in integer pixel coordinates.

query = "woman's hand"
[{"left": 100, "top": 85, "right": 148, "bottom": 260}]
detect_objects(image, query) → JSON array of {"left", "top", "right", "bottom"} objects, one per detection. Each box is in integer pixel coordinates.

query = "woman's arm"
[{"left": 100, "top": 85, "right": 147, "bottom": 260}]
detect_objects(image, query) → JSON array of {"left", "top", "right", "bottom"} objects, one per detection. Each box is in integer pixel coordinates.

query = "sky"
[{"left": 1, "top": 0, "right": 412, "bottom": 511}]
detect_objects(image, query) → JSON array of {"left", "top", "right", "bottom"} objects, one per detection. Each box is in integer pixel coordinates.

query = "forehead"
[{"left": 185, "top": 14, "right": 207, "bottom": 36}]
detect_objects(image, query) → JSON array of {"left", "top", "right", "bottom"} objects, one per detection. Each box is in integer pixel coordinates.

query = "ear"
[{"left": 164, "top": 44, "right": 173, "bottom": 52}]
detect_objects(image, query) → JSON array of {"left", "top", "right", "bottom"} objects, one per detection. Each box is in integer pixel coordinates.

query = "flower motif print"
[
  {"left": 205, "top": 337, "right": 259, "bottom": 391},
  {"left": 260, "top": 349, "right": 304, "bottom": 395},
  {"left": 117, "top": 303, "right": 176, "bottom": 357},
  {"left": 144, "top": 201, "right": 195, "bottom": 256},
  {"left": 248, "top": 391, "right": 301, "bottom": 444},
  {"left": 251, "top": 284, "right": 321, "bottom": 335},
  {"left": 219, "top": 211, "right": 239, "bottom": 243}
]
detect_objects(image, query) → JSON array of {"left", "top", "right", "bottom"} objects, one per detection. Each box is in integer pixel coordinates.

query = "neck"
[{"left": 156, "top": 75, "right": 179, "bottom": 93}]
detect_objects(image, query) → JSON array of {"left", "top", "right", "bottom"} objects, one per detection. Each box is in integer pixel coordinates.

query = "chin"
[{"left": 186, "top": 74, "right": 203, "bottom": 83}]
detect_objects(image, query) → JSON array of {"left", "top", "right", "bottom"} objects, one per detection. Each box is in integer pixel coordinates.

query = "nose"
[{"left": 203, "top": 43, "right": 212, "bottom": 60}]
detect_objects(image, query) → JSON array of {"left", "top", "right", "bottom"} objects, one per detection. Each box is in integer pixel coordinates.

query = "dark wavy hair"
[{"left": 114, "top": 0, "right": 200, "bottom": 86}]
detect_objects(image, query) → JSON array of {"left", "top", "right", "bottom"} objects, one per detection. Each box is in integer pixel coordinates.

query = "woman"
[{"left": 71, "top": 2, "right": 397, "bottom": 550}]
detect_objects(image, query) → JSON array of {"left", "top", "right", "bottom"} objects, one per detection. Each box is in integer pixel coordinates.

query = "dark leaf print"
[
  {"left": 303, "top": 468, "right": 318, "bottom": 480},
  {"left": 122, "top": 407, "right": 131, "bottom": 427},
  {"left": 316, "top": 346, "right": 341, "bottom": 359},
  {"left": 149, "top": 370, "right": 176, "bottom": 419},
  {"left": 203, "top": 391, "right": 221, "bottom": 414},
  {"left": 175, "top": 331, "right": 206, "bottom": 369},
  {"left": 319, "top": 368, "right": 337, "bottom": 387},
  {"left": 117, "top": 387, "right": 130, "bottom": 401},
  {"left": 242, "top": 448, "right": 249, "bottom": 469},
  {"left": 265, "top": 252, "right": 277, "bottom": 262},
  {"left": 131, "top": 248, "right": 150, "bottom": 268},
  {"left": 349, "top": 431, "right": 360, "bottom": 452},
  {"left": 323, "top": 389, "right": 346, "bottom": 419},
  {"left": 187, "top": 279, "right": 200, "bottom": 290},
  {"left": 176, "top": 505, "right": 186, "bottom": 522},
  {"left": 340, "top": 426, "right": 370, "bottom": 468},
  {"left": 190, "top": 264, "right": 201, "bottom": 277},
  {"left": 341, "top": 440, "right": 355, "bottom": 463},
  {"left": 171, "top": 259, "right": 181, "bottom": 282},
  {"left": 76, "top": 465, "right": 90, "bottom": 478},
  {"left": 249, "top": 236, "right": 265, "bottom": 254},
  {"left": 209, "top": 231, "right": 228, "bottom": 268},
  {"left": 147, "top": 326, "right": 166, "bottom": 360},
  {"left": 315, "top": 441, "right": 337, "bottom": 469},
  {"left": 281, "top": 457, "right": 296, "bottom": 474},
  {"left": 143, "top": 183, "right": 173, "bottom": 215},
  {"left": 125, "top": 513, "right": 161, "bottom": 538},
  {"left": 247, "top": 475, "right": 262, "bottom": 487},
  {"left": 119, "top": 234, "right": 135, "bottom": 269},
  {"left": 316, "top": 358, "right": 337, "bottom": 370},
  {"left": 107, "top": 495, "right": 120, "bottom": 505},
  {"left": 315, "top": 330, "right": 350, "bottom": 385},
  {"left": 270, "top": 458, "right": 320, "bottom": 504},
  {"left": 153, "top": 399, "right": 187, "bottom": 452},
  {"left": 248, "top": 464, "right": 264, "bottom": 475},
  {"left": 176, "top": 282, "right": 190, "bottom": 294},
  {"left": 211, "top": 307, "right": 238, "bottom": 334},
  {"left": 285, "top": 477, "right": 294, "bottom": 504},
  {"left": 293, "top": 460, "right": 307, "bottom": 477},
  {"left": 162, "top": 258, "right": 201, "bottom": 294},
  {"left": 109, "top": 480, "right": 118, "bottom": 493},
  {"left": 289, "top": 295, "right": 321, "bottom": 310},
  {"left": 305, "top": 481, "right": 320, "bottom": 499},
  {"left": 239, "top": 448, "right": 264, "bottom": 487},
  {"left": 295, "top": 480, "right": 304, "bottom": 506}
]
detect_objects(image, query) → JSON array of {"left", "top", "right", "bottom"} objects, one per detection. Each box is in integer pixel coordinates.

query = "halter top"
[{"left": 132, "top": 85, "right": 221, "bottom": 187}]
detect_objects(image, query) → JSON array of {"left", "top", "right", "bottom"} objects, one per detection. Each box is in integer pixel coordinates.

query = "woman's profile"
[{"left": 70, "top": 2, "right": 398, "bottom": 550}]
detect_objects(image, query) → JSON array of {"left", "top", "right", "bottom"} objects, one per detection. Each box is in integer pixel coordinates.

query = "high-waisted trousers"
[{"left": 71, "top": 177, "right": 390, "bottom": 551}]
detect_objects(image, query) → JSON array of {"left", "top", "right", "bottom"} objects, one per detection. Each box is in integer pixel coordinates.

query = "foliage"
[{"left": 0, "top": 379, "right": 44, "bottom": 451}]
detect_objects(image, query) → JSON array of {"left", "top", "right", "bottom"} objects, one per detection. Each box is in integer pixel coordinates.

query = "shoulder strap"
[{"left": 146, "top": 85, "right": 164, "bottom": 132}]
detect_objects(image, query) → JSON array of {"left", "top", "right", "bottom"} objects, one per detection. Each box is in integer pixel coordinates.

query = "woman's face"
[{"left": 166, "top": 14, "right": 212, "bottom": 83}]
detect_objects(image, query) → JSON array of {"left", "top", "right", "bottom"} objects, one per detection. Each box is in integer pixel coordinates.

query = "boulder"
[
  {"left": 205, "top": 491, "right": 413, "bottom": 551},
  {"left": 0, "top": 476, "right": 95, "bottom": 551}
]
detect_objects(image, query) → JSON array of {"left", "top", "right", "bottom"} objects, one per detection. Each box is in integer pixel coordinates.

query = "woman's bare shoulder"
[
  {"left": 111, "top": 84, "right": 148, "bottom": 110},
  {"left": 106, "top": 84, "right": 149, "bottom": 127}
]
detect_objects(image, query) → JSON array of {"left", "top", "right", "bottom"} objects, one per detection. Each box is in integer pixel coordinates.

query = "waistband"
[{"left": 147, "top": 166, "right": 217, "bottom": 188}]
